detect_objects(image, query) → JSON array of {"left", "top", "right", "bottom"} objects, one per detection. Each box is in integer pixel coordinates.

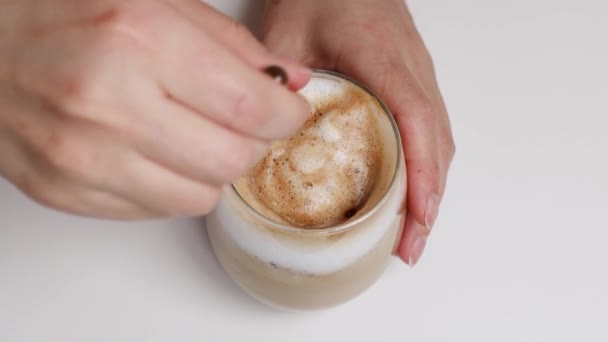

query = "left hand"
[{"left": 261, "top": 0, "right": 455, "bottom": 265}]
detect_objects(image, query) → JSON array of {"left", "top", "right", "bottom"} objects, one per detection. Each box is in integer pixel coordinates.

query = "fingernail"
[
  {"left": 391, "top": 215, "right": 407, "bottom": 256},
  {"left": 263, "top": 65, "right": 288, "bottom": 85},
  {"left": 425, "top": 194, "right": 439, "bottom": 230},
  {"left": 408, "top": 236, "right": 427, "bottom": 267}
]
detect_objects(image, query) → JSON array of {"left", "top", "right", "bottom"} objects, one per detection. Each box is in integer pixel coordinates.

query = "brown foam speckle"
[{"left": 237, "top": 80, "right": 388, "bottom": 229}]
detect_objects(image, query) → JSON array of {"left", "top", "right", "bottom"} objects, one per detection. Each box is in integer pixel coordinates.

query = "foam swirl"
[{"left": 239, "top": 78, "right": 385, "bottom": 228}]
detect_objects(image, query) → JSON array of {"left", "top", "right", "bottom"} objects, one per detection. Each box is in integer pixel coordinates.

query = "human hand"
[
  {"left": 0, "top": 0, "right": 310, "bottom": 219},
  {"left": 262, "top": 0, "right": 455, "bottom": 265}
]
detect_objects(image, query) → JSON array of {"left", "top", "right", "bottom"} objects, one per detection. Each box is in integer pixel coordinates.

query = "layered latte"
[{"left": 206, "top": 71, "right": 406, "bottom": 310}]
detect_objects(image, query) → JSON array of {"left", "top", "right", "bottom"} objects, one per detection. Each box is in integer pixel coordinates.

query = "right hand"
[{"left": 0, "top": 0, "right": 311, "bottom": 219}]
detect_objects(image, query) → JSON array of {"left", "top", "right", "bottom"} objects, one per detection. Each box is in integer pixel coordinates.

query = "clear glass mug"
[{"left": 206, "top": 70, "right": 406, "bottom": 311}]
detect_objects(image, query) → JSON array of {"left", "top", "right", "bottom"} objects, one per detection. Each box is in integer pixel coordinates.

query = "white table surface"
[{"left": 1, "top": 1, "right": 607, "bottom": 341}]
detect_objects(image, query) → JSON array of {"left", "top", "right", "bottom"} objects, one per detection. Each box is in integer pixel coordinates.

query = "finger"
[
  {"left": 398, "top": 214, "right": 429, "bottom": 266},
  {"left": 18, "top": 24, "right": 271, "bottom": 188},
  {"left": 411, "top": 64, "right": 456, "bottom": 198},
  {"left": 358, "top": 66, "right": 441, "bottom": 231},
  {"left": 30, "top": 180, "right": 161, "bottom": 220},
  {"left": 152, "top": 3, "right": 310, "bottom": 140},
  {"left": 168, "top": 0, "right": 311, "bottom": 90},
  {"left": 109, "top": 152, "right": 221, "bottom": 217},
  {"left": 405, "top": 86, "right": 453, "bottom": 267},
  {"left": 431, "top": 89, "right": 456, "bottom": 198},
  {"left": 19, "top": 112, "right": 225, "bottom": 218},
  {"left": 396, "top": 92, "right": 441, "bottom": 265},
  {"left": 401, "top": 61, "right": 455, "bottom": 265},
  {"left": 127, "top": 95, "right": 269, "bottom": 186},
  {"left": 0, "top": 130, "right": 158, "bottom": 220},
  {"left": 339, "top": 62, "right": 443, "bottom": 265}
]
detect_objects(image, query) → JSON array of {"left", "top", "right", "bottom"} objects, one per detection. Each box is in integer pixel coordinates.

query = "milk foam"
[
  {"left": 241, "top": 76, "right": 385, "bottom": 228},
  {"left": 217, "top": 73, "right": 402, "bottom": 275},
  {"left": 215, "top": 171, "right": 403, "bottom": 275}
]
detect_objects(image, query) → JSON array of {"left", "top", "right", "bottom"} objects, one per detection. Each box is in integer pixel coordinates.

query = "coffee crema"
[{"left": 235, "top": 75, "right": 392, "bottom": 228}]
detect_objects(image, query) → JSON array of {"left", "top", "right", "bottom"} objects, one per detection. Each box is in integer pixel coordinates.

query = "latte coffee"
[
  {"left": 206, "top": 70, "right": 406, "bottom": 310},
  {"left": 236, "top": 75, "right": 395, "bottom": 228}
]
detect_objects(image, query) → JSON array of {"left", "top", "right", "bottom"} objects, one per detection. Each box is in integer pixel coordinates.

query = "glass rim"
[{"left": 228, "top": 69, "right": 403, "bottom": 237}]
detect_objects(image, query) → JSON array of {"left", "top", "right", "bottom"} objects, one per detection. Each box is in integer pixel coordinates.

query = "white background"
[{"left": 1, "top": 0, "right": 607, "bottom": 341}]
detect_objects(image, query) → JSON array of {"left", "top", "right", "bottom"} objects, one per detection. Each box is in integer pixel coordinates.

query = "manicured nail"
[
  {"left": 408, "top": 236, "right": 427, "bottom": 267},
  {"left": 263, "top": 65, "right": 288, "bottom": 85},
  {"left": 425, "top": 194, "right": 439, "bottom": 231}
]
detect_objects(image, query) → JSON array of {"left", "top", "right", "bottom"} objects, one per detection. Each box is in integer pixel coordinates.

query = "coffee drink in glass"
[{"left": 206, "top": 70, "right": 406, "bottom": 310}]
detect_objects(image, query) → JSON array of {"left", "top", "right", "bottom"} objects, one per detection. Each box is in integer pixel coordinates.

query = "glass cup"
[{"left": 206, "top": 70, "right": 406, "bottom": 311}]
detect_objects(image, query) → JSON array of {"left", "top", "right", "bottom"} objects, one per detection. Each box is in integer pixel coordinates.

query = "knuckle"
[
  {"left": 421, "top": 51, "right": 436, "bottom": 71},
  {"left": 358, "top": 10, "right": 395, "bottom": 39},
  {"left": 217, "top": 154, "right": 245, "bottom": 181},
  {"left": 40, "top": 131, "right": 70, "bottom": 169},
  {"left": 51, "top": 73, "right": 105, "bottom": 117},
  {"left": 198, "top": 187, "right": 221, "bottom": 215},
  {"left": 444, "top": 138, "right": 456, "bottom": 160},
  {"left": 426, "top": 160, "right": 441, "bottom": 182},
  {"left": 170, "top": 186, "right": 220, "bottom": 216},
  {"left": 92, "top": 3, "right": 145, "bottom": 38},
  {"left": 40, "top": 131, "right": 90, "bottom": 180},
  {"left": 49, "top": 8, "right": 146, "bottom": 118},
  {"left": 92, "top": 6, "right": 152, "bottom": 55},
  {"left": 216, "top": 139, "right": 258, "bottom": 182},
  {"left": 410, "top": 95, "right": 435, "bottom": 117},
  {"left": 13, "top": 4, "right": 147, "bottom": 120},
  {"left": 13, "top": 58, "right": 103, "bottom": 120},
  {"left": 438, "top": 127, "right": 456, "bottom": 163},
  {"left": 229, "top": 89, "right": 272, "bottom": 132},
  {"left": 46, "top": 54, "right": 117, "bottom": 119}
]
